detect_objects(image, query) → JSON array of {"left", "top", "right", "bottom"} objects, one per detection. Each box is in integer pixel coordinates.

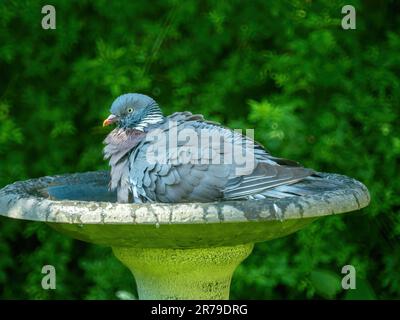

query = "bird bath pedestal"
[{"left": 0, "top": 171, "right": 369, "bottom": 300}]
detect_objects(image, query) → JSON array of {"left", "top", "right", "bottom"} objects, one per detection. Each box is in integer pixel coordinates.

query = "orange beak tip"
[{"left": 102, "top": 115, "right": 117, "bottom": 127}]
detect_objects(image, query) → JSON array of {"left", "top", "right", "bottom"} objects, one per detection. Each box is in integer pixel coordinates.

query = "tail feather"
[{"left": 235, "top": 175, "right": 340, "bottom": 200}]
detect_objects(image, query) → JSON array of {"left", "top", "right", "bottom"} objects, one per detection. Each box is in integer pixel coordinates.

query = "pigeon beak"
[{"left": 103, "top": 114, "right": 118, "bottom": 127}]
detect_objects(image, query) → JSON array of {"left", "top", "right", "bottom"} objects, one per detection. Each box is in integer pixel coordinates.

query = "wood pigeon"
[{"left": 103, "top": 93, "right": 317, "bottom": 203}]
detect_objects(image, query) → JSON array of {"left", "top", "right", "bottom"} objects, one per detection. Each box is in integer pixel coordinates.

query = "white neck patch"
[{"left": 134, "top": 113, "right": 164, "bottom": 131}]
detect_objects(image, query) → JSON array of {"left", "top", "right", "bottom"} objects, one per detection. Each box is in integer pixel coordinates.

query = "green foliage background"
[{"left": 0, "top": 0, "right": 399, "bottom": 299}]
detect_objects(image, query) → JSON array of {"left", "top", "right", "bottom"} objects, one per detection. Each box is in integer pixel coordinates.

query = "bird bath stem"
[
  {"left": 113, "top": 244, "right": 253, "bottom": 300},
  {"left": 0, "top": 171, "right": 370, "bottom": 300}
]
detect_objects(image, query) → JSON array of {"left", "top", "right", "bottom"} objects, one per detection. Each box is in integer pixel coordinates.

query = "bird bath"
[{"left": 0, "top": 171, "right": 370, "bottom": 300}]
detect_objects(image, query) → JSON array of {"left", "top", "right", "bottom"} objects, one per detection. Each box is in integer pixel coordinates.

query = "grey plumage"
[{"left": 103, "top": 93, "right": 317, "bottom": 203}]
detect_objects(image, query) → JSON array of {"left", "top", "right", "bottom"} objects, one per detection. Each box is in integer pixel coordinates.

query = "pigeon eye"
[{"left": 127, "top": 108, "right": 134, "bottom": 113}]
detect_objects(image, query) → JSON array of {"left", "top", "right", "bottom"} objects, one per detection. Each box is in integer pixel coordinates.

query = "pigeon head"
[{"left": 103, "top": 93, "right": 164, "bottom": 130}]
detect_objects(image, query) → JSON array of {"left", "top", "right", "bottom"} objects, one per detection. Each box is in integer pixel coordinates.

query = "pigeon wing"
[{"left": 128, "top": 112, "right": 313, "bottom": 202}]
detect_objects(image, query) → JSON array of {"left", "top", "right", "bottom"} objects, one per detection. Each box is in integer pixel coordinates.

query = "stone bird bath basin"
[{"left": 0, "top": 171, "right": 370, "bottom": 299}]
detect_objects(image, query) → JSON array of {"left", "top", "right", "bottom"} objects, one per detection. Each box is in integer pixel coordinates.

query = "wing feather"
[{"left": 126, "top": 111, "right": 314, "bottom": 203}]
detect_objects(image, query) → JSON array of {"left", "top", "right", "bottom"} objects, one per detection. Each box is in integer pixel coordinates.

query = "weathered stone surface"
[
  {"left": 113, "top": 243, "right": 254, "bottom": 299},
  {"left": 0, "top": 171, "right": 370, "bottom": 225}
]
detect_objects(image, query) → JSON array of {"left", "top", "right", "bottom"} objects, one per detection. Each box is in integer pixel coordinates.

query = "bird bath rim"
[{"left": 0, "top": 170, "right": 370, "bottom": 225}]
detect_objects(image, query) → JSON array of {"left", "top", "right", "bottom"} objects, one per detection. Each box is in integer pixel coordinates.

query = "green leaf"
[{"left": 309, "top": 269, "right": 341, "bottom": 299}]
